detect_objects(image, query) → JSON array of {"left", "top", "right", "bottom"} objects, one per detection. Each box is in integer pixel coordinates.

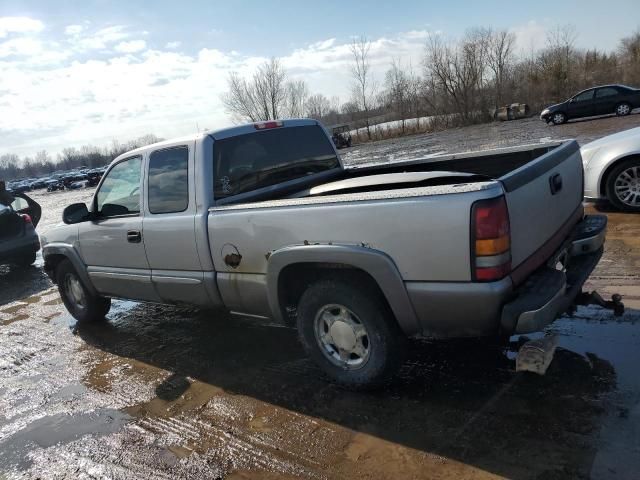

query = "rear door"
[
  {"left": 499, "top": 141, "right": 584, "bottom": 284},
  {"left": 594, "top": 87, "right": 620, "bottom": 115},
  {"left": 567, "top": 89, "right": 595, "bottom": 119}
]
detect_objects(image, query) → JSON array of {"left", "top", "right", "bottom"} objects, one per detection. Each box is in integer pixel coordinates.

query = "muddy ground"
[{"left": 1, "top": 114, "right": 640, "bottom": 479}]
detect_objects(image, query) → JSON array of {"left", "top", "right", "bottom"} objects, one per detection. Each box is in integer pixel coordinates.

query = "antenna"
[{"left": 196, "top": 122, "right": 200, "bottom": 132}]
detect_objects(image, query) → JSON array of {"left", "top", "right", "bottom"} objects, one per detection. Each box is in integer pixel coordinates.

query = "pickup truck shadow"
[
  {"left": 0, "top": 260, "right": 52, "bottom": 306},
  {"left": 77, "top": 302, "right": 621, "bottom": 479}
]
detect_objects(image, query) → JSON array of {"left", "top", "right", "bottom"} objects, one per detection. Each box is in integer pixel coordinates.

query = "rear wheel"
[
  {"left": 551, "top": 112, "right": 567, "bottom": 125},
  {"left": 606, "top": 158, "right": 640, "bottom": 212},
  {"left": 615, "top": 102, "right": 632, "bottom": 117},
  {"left": 56, "top": 259, "right": 111, "bottom": 323},
  {"left": 296, "top": 279, "right": 405, "bottom": 388}
]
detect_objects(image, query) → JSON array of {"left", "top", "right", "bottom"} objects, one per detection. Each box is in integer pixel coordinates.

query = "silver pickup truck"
[{"left": 42, "top": 119, "right": 609, "bottom": 387}]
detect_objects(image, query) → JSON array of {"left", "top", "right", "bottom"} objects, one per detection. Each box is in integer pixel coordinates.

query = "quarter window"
[
  {"left": 596, "top": 87, "right": 619, "bottom": 98},
  {"left": 96, "top": 156, "right": 142, "bottom": 216},
  {"left": 148, "top": 146, "right": 189, "bottom": 214}
]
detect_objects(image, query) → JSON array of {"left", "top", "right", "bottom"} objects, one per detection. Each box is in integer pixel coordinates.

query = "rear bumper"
[
  {"left": 0, "top": 229, "right": 40, "bottom": 262},
  {"left": 406, "top": 214, "right": 606, "bottom": 338},
  {"left": 500, "top": 214, "right": 606, "bottom": 334}
]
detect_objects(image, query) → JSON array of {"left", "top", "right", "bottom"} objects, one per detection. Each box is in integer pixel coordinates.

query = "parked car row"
[{"left": 7, "top": 166, "right": 107, "bottom": 194}]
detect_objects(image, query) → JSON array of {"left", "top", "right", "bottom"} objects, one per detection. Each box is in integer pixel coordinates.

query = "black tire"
[
  {"left": 14, "top": 251, "right": 37, "bottom": 266},
  {"left": 551, "top": 112, "right": 567, "bottom": 125},
  {"left": 615, "top": 102, "right": 632, "bottom": 117},
  {"left": 296, "top": 279, "right": 405, "bottom": 389},
  {"left": 56, "top": 259, "right": 111, "bottom": 323},
  {"left": 605, "top": 158, "right": 640, "bottom": 212}
]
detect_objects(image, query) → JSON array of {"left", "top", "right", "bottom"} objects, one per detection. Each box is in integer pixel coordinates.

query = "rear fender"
[{"left": 266, "top": 244, "right": 421, "bottom": 335}]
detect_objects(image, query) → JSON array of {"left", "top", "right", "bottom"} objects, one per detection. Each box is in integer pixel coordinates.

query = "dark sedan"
[{"left": 540, "top": 84, "right": 640, "bottom": 125}]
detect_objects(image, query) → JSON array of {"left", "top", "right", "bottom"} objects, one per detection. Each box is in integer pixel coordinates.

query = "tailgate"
[{"left": 500, "top": 141, "right": 583, "bottom": 278}]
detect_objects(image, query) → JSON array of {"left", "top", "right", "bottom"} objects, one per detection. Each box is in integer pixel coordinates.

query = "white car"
[{"left": 582, "top": 126, "right": 640, "bottom": 211}]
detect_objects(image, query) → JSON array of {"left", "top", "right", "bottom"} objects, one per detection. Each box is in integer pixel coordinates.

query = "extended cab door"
[
  {"left": 141, "top": 144, "right": 211, "bottom": 306},
  {"left": 78, "top": 155, "right": 160, "bottom": 302}
]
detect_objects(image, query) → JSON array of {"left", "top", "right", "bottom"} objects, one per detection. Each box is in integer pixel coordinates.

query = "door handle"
[
  {"left": 127, "top": 230, "right": 142, "bottom": 243},
  {"left": 549, "top": 173, "right": 563, "bottom": 195}
]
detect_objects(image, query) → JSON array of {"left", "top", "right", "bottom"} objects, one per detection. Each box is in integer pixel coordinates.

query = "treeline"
[
  {"left": 224, "top": 25, "right": 640, "bottom": 141},
  {"left": 0, "top": 134, "right": 162, "bottom": 181}
]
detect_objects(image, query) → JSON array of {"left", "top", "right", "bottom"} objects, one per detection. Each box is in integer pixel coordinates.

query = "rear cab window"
[
  {"left": 148, "top": 146, "right": 189, "bottom": 214},
  {"left": 213, "top": 125, "right": 339, "bottom": 200}
]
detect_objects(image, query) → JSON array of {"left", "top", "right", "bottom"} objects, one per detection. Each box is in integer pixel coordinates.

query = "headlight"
[{"left": 541, "top": 109, "right": 550, "bottom": 116}]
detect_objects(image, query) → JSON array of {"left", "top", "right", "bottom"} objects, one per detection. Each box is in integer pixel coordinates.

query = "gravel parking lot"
[{"left": 1, "top": 114, "right": 640, "bottom": 479}]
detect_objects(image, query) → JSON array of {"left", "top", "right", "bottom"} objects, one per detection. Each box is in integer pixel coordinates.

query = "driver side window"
[{"left": 96, "top": 156, "right": 142, "bottom": 216}]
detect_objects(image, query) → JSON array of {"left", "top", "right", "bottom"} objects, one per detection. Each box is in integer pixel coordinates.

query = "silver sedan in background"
[{"left": 582, "top": 126, "right": 640, "bottom": 211}]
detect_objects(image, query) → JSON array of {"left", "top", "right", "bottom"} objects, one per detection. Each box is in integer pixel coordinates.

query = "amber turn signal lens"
[{"left": 475, "top": 235, "right": 510, "bottom": 256}]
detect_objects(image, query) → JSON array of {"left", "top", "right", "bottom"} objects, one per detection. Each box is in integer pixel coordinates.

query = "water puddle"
[{"left": 0, "top": 408, "right": 131, "bottom": 471}]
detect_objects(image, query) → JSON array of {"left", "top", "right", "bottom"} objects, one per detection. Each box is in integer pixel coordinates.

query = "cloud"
[
  {"left": 0, "top": 16, "right": 44, "bottom": 38},
  {"left": 0, "top": 28, "right": 432, "bottom": 158},
  {"left": 165, "top": 41, "right": 181, "bottom": 49},
  {"left": 64, "top": 24, "right": 85, "bottom": 35},
  {"left": 510, "top": 20, "right": 547, "bottom": 53},
  {"left": 114, "top": 40, "right": 147, "bottom": 53},
  {"left": 74, "top": 25, "right": 130, "bottom": 51}
]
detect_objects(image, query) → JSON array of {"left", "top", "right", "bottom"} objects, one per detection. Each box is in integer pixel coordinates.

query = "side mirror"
[{"left": 63, "top": 203, "right": 90, "bottom": 224}]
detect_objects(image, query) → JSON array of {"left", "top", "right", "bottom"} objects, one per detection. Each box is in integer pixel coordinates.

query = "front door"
[
  {"left": 79, "top": 155, "right": 160, "bottom": 302},
  {"left": 567, "top": 89, "right": 595, "bottom": 119}
]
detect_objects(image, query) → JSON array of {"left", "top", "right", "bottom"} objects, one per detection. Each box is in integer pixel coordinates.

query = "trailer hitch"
[{"left": 570, "top": 291, "right": 625, "bottom": 317}]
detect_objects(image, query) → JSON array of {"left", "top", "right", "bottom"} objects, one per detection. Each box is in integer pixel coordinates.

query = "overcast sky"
[{"left": 1, "top": 0, "right": 639, "bottom": 159}]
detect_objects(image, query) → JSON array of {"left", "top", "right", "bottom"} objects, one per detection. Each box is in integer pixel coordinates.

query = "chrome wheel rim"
[
  {"left": 64, "top": 273, "right": 87, "bottom": 310},
  {"left": 614, "top": 166, "right": 640, "bottom": 206},
  {"left": 553, "top": 113, "right": 565, "bottom": 124},
  {"left": 314, "top": 304, "right": 370, "bottom": 370},
  {"left": 617, "top": 104, "right": 630, "bottom": 115}
]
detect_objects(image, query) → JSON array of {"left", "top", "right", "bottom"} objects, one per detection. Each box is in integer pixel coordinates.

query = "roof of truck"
[{"left": 114, "top": 118, "right": 321, "bottom": 162}]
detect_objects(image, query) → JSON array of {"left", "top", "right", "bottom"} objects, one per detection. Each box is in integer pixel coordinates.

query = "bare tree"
[
  {"left": 487, "top": 29, "right": 516, "bottom": 110},
  {"left": 306, "top": 94, "right": 332, "bottom": 120},
  {"left": 544, "top": 24, "right": 578, "bottom": 99},
  {"left": 349, "top": 36, "right": 377, "bottom": 139},
  {"left": 285, "top": 79, "right": 308, "bottom": 118},
  {"left": 618, "top": 30, "right": 640, "bottom": 85},
  {"left": 384, "top": 59, "right": 411, "bottom": 133},
  {"left": 424, "top": 30, "right": 489, "bottom": 122},
  {"left": 222, "top": 58, "right": 289, "bottom": 122}
]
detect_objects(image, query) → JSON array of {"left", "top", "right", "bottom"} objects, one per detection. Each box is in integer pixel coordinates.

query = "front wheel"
[
  {"left": 606, "top": 159, "right": 640, "bottom": 212},
  {"left": 296, "top": 279, "right": 405, "bottom": 388},
  {"left": 615, "top": 102, "right": 632, "bottom": 117},
  {"left": 551, "top": 112, "right": 567, "bottom": 125},
  {"left": 56, "top": 259, "right": 111, "bottom": 323}
]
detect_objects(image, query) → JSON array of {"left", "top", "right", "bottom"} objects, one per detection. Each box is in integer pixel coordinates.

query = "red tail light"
[
  {"left": 254, "top": 121, "right": 283, "bottom": 130},
  {"left": 471, "top": 196, "right": 511, "bottom": 282},
  {"left": 21, "top": 214, "right": 32, "bottom": 224}
]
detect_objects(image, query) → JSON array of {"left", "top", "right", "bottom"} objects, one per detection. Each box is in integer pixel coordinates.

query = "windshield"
[{"left": 213, "top": 125, "right": 339, "bottom": 199}]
